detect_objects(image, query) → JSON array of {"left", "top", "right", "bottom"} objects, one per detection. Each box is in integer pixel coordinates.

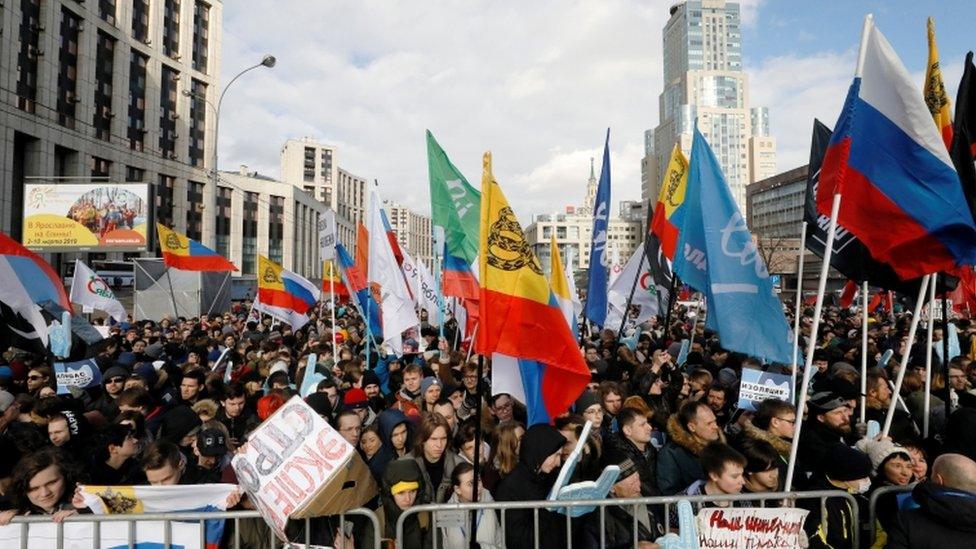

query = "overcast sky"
[{"left": 218, "top": 0, "right": 972, "bottom": 220}]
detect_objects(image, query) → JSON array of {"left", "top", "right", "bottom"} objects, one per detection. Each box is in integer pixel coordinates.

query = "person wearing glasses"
[
  {"left": 91, "top": 365, "right": 129, "bottom": 421},
  {"left": 25, "top": 366, "right": 54, "bottom": 397}
]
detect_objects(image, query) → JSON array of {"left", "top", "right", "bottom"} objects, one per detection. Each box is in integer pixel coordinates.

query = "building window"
[
  {"left": 17, "top": 0, "right": 41, "bottom": 113},
  {"left": 132, "top": 0, "right": 150, "bottom": 43},
  {"left": 242, "top": 191, "right": 259, "bottom": 274},
  {"left": 93, "top": 32, "right": 116, "bottom": 141},
  {"left": 188, "top": 79, "right": 207, "bottom": 167},
  {"left": 156, "top": 174, "right": 175, "bottom": 228},
  {"left": 186, "top": 181, "right": 204, "bottom": 240},
  {"left": 269, "top": 196, "right": 284, "bottom": 264},
  {"left": 192, "top": 1, "right": 210, "bottom": 73},
  {"left": 163, "top": 0, "right": 181, "bottom": 59},
  {"left": 99, "top": 0, "right": 116, "bottom": 25},
  {"left": 159, "top": 65, "right": 179, "bottom": 159},
  {"left": 303, "top": 147, "right": 315, "bottom": 181},
  {"left": 126, "top": 166, "right": 146, "bottom": 182},
  {"left": 91, "top": 156, "right": 112, "bottom": 179},
  {"left": 128, "top": 51, "right": 148, "bottom": 151},
  {"left": 57, "top": 8, "right": 82, "bottom": 129},
  {"left": 215, "top": 186, "right": 232, "bottom": 257}
]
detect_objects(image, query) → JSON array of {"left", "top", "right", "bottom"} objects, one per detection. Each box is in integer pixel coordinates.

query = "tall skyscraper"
[{"left": 645, "top": 0, "right": 776, "bottom": 213}]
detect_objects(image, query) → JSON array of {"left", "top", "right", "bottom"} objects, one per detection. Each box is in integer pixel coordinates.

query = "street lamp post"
[{"left": 184, "top": 54, "right": 276, "bottom": 249}]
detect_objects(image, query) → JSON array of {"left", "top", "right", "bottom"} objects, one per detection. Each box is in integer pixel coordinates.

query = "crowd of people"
[{"left": 1, "top": 299, "right": 976, "bottom": 548}]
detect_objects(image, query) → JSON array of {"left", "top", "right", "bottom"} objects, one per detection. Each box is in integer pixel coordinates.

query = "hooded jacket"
[
  {"left": 379, "top": 458, "right": 431, "bottom": 549},
  {"left": 370, "top": 409, "right": 413, "bottom": 482},
  {"left": 657, "top": 414, "right": 723, "bottom": 495},
  {"left": 886, "top": 481, "right": 976, "bottom": 549},
  {"left": 494, "top": 424, "right": 567, "bottom": 549}
]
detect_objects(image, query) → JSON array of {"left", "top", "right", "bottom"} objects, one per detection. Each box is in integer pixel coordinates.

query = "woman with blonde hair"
[{"left": 482, "top": 421, "right": 524, "bottom": 492}]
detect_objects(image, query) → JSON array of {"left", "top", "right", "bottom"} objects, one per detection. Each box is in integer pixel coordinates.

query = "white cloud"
[{"left": 218, "top": 0, "right": 667, "bottom": 220}]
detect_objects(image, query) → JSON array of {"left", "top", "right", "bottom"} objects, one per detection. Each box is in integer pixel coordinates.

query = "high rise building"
[
  {"left": 646, "top": 0, "right": 775, "bottom": 213},
  {"left": 384, "top": 200, "right": 433, "bottom": 266},
  {"left": 0, "top": 0, "right": 222, "bottom": 248},
  {"left": 280, "top": 137, "right": 365, "bottom": 253}
]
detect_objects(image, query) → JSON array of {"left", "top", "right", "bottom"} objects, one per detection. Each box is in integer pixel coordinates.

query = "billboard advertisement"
[{"left": 22, "top": 183, "right": 150, "bottom": 252}]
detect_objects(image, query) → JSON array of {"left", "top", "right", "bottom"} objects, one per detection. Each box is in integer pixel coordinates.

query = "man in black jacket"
[
  {"left": 796, "top": 391, "right": 852, "bottom": 487},
  {"left": 495, "top": 424, "right": 566, "bottom": 549},
  {"left": 887, "top": 453, "right": 976, "bottom": 548},
  {"left": 612, "top": 407, "right": 659, "bottom": 496}
]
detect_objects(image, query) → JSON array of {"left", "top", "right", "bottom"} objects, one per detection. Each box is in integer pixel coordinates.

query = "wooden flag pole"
[
  {"left": 860, "top": 279, "right": 869, "bottom": 425},
  {"left": 792, "top": 221, "right": 808, "bottom": 406},
  {"left": 941, "top": 274, "right": 951, "bottom": 428},
  {"left": 329, "top": 261, "right": 338, "bottom": 353},
  {"left": 923, "top": 274, "right": 936, "bottom": 437},
  {"left": 785, "top": 193, "right": 841, "bottom": 492},
  {"left": 882, "top": 274, "right": 932, "bottom": 438}
]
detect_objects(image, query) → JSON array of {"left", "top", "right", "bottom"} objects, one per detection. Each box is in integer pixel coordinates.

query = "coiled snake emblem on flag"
[{"left": 487, "top": 206, "right": 542, "bottom": 274}]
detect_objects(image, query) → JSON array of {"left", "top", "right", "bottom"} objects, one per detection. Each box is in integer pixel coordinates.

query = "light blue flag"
[
  {"left": 674, "top": 128, "right": 793, "bottom": 364},
  {"left": 584, "top": 129, "right": 612, "bottom": 327}
]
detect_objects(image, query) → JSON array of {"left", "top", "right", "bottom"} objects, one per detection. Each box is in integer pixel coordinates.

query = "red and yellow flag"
[{"left": 924, "top": 17, "right": 953, "bottom": 149}]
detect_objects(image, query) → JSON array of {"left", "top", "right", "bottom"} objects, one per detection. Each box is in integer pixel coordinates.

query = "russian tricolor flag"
[{"left": 817, "top": 18, "right": 976, "bottom": 280}]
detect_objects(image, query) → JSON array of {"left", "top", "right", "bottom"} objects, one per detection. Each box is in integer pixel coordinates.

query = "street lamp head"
[
  {"left": 261, "top": 55, "right": 277, "bottom": 68},
  {"left": 181, "top": 90, "right": 192, "bottom": 97}
]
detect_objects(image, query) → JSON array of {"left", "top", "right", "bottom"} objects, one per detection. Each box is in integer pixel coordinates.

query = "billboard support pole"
[{"left": 165, "top": 266, "right": 180, "bottom": 319}]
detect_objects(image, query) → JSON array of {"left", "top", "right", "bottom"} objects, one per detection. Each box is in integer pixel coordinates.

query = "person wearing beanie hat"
[
  {"left": 495, "top": 424, "right": 568, "bottom": 548},
  {"left": 342, "top": 387, "right": 376, "bottom": 428},
  {"left": 582, "top": 445, "right": 665, "bottom": 547},
  {"left": 360, "top": 369, "right": 382, "bottom": 397},
  {"left": 305, "top": 392, "right": 334, "bottom": 422},
  {"left": 574, "top": 389, "right": 605, "bottom": 431},
  {"left": 380, "top": 458, "right": 430, "bottom": 546},
  {"left": 48, "top": 410, "right": 92, "bottom": 461},
  {"left": 158, "top": 405, "right": 203, "bottom": 446},
  {"left": 801, "top": 442, "right": 872, "bottom": 549},
  {"left": 419, "top": 376, "right": 441, "bottom": 412},
  {"left": 856, "top": 437, "right": 917, "bottom": 543},
  {"left": 92, "top": 365, "right": 130, "bottom": 420}
]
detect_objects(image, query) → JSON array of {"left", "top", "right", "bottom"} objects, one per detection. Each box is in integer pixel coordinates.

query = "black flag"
[
  {"left": 802, "top": 120, "right": 951, "bottom": 294},
  {"left": 950, "top": 52, "right": 976, "bottom": 222}
]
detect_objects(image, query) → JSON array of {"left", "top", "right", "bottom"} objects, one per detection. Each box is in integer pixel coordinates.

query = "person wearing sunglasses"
[
  {"left": 91, "top": 366, "right": 129, "bottom": 421},
  {"left": 25, "top": 366, "right": 54, "bottom": 397}
]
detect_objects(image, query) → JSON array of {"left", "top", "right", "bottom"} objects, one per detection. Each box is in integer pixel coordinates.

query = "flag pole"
[
  {"left": 882, "top": 274, "right": 931, "bottom": 438},
  {"left": 941, "top": 274, "right": 951, "bottom": 428},
  {"left": 329, "top": 261, "right": 338, "bottom": 353},
  {"left": 470, "top": 351, "right": 485, "bottom": 549},
  {"left": 923, "top": 274, "right": 936, "bottom": 437},
  {"left": 165, "top": 266, "right": 180, "bottom": 319},
  {"left": 860, "top": 279, "right": 869, "bottom": 425},
  {"left": 615, "top": 248, "right": 648, "bottom": 343},
  {"left": 792, "top": 221, "right": 808, "bottom": 405},
  {"left": 785, "top": 193, "right": 841, "bottom": 492}
]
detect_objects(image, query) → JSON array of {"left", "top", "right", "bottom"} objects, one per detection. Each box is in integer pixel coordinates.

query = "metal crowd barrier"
[
  {"left": 395, "top": 489, "right": 858, "bottom": 549},
  {"left": 8, "top": 507, "right": 381, "bottom": 549},
  {"left": 866, "top": 483, "right": 915, "bottom": 546}
]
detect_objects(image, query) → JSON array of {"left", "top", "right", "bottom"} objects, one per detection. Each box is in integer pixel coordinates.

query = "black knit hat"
[
  {"left": 808, "top": 391, "right": 848, "bottom": 415},
  {"left": 824, "top": 443, "right": 872, "bottom": 481}
]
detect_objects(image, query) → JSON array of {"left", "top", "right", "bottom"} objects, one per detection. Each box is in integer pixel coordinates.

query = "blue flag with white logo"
[
  {"left": 584, "top": 129, "right": 612, "bottom": 327},
  {"left": 674, "top": 128, "right": 793, "bottom": 364}
]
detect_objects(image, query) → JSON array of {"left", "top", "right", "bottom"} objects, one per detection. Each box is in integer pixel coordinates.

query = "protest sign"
[
  {"left": 737, "top": 368, "right": 792, "bottom": 411},
  {"left": 231, "top": 395, "right": 377, "bottom": 540},
  {"left": 53, "top": 358, "right": 102, "bottom": 394},
  {"left": 696, "top": 507, "right": 808, "bottom": 548},
  {"left": 0, "top": 521, "right": 211, "bottom": 549}
]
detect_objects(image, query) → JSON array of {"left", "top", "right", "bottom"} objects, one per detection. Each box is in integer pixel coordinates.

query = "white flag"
[
  {"left": 401, "top": 250, "right": 442, "bottom": 316},
  {"left": 69, "top": 259, "right": 127, "bottom": 322},
  {"left": 318, "top": 208, "right": 337, "bottom": 261},
  {"left": 605, "top": 244, "right": 668, "bottom": 331},
  {"left": 368, "top": 188, "right": 420, "bottom": 355},
  {"left": 608, "top": 240, "right": 623, "bottom": 287},
  {"left": 565, "top": 247, "right": 583, "bottom": 317}
]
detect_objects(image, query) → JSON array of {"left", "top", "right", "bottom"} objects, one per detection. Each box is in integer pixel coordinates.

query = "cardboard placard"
[
  {"left": 696, "top": 507, "right": 808, "bottom": 548},
  {"left": 231, "top": 396, "right": 378, "bottom": 540}
]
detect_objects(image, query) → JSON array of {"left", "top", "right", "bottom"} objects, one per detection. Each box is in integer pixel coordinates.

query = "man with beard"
[{"left": 796, "top": 391, "right": 853, "bottom": 487}]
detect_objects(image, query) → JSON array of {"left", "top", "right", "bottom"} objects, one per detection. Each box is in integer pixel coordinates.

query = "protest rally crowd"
[{"left": 1, "top": 297, "right": 976, "bottom": 548}]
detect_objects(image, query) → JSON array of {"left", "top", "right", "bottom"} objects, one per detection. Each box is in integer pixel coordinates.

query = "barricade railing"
[
  {"left": 8, "top": 507, "right": 381, "bottom": 549},
  {"left": 866, "top": 483, "right": 915, "bottom": 546},
  {"left": 395, "top": 489, "right": 857, "bottom": 549}
]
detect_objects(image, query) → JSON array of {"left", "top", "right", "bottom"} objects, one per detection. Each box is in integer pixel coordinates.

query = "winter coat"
[
  {"left": 379, "top": 458, "right": 431, "bottom": 549},
  {"left": 412, "top": 450, "right": 461, "bottom": 504},
  {"left": 864, "top": 405, "right": 917, "bottom": 442},
  {"left": 800, "top": 474, "right": 861, "bottom": 549},
  {"left": 581, "top": 501, "right": 662, "bottom": 549},
  {"left": 795, "top": 419, "right": 846, "bottom": 488},
  {"left": 370, "top": 409, "right": 413, "bottom": 482},
  {"left": 740, "top": 420, "right": 792, "bottom": 491},
  {"left": 438, "top": 491, "right": 503, "bottom": 549},
  {"left": 215, "top": 408, "right": 260, "bottom": 445},
  {"left": 611, "top": 433, "right": 660, "bottom": 496},
  {"left": 657, "top": 414, "right": 722, "bottom": 495},
  {"left": 494, "top": 424, "right": 567, "bottom": 549},
  {"left": 886, "top": 481, "right": 976, "bottom": 549}
]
